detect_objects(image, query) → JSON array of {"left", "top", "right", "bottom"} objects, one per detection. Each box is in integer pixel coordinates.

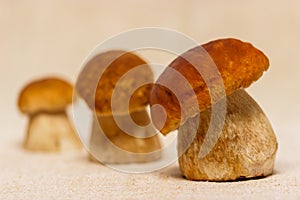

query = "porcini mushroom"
[
  {"left": 18, "top": 77, "right": 82, "bottom": 152},
  {"left": 76, "top": 50, "right": 161, "bottom": 163},
  {"left": 150, "top": 38, "right": 278, "bottom": 181}
]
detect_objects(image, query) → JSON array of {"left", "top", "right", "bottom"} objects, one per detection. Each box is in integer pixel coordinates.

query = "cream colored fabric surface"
[
  {"left": 1, "top": 144, "right": 299, "bottom": 199},
  {"left": 1, "top": 0, "right": 300, "bottom": 199}
]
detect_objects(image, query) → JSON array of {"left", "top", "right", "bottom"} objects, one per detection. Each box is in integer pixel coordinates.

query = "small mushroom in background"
[
  {"left": 76, "top": 50, "right": 161, "bottom": 164},
  {"left": 18, "top": 77, "right": 82, "bottom": 152},
  {"left": 150, "top": 38, "right": 278, "bottom": 181}
]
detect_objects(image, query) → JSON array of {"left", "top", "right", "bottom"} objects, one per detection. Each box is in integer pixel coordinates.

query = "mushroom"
[
  {"left": 18, "top": 77, "right": 82, "bottom": 152},
  {"left": 150, "top": 38, "right": 278, "bottom": 181},
  {"left": 76, "top": 50, "right": 161, "bottom": 164}
]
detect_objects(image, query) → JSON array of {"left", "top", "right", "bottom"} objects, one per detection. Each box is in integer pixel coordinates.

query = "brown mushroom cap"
[
  {"left": 150, "top": 38, "right": 269, "bottom": 134},
  {"left": 75, "top": 50, "right": 153, "bottom": 115},
  {"left": 18, "top": 77, "right": 73, "bottom": 114}
]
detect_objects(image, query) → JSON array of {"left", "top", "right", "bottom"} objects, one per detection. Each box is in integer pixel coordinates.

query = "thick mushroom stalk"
[
  {"left": 25, "top": 111, "right": 81, "bottom": 151},
  {"left": 178, "top": 89, "right": 278, "bottom": 181},
  {"left": 89, "top": 109, "right": 161, "bottom": 163},
  {"left": 18, "top": 78, "right": 81, "bottom": 152}
]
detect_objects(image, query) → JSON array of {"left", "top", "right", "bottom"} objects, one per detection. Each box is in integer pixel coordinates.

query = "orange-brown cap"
[
  {"left": 150, "top": 38, "right": 269, "bottom": 135},
  {"left": 75, "top": 50, "right": 153, "bottom": 115},
  {"left": 18, "top": 77, "right": 73, "bottom": 114}
]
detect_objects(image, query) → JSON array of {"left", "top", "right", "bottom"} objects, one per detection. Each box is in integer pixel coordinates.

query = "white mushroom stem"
[
  {"left": 24, "top": 111, "right": 81, "bottom": 152},
  {"left": 89, "top": 109, "right": 161, "bottom": 164},
  {"left": 178, "top": 89, "right": 278, "bottom": 181}
]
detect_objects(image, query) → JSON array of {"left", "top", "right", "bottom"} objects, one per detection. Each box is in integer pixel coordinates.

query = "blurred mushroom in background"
[
  {"left": 18, "top": 77, "right": 82, "bottom": 152},
  {"left": 76, "top": 50, "right": 161, "bottom": 164}
]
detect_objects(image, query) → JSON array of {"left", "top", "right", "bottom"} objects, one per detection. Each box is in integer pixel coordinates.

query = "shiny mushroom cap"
[
  {"left": 76, "top": 50, "right": 153, "bottom": 115},
  {"left": 18, "top": 77, "right": 73, "bottom": 115},
  {"left": 150, "top": 38, "right": 269, "bottom": 135}
]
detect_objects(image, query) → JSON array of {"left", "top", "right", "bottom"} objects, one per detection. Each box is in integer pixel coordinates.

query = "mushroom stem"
[
  {"left": 89, "top": 109, "right": 161, "bottom": 164},
  {"left": 178, "top": 89, "right": 278, "bottom": 181},
  {"left": 24, "top": 111, "right": 82, "bottom": 152}
]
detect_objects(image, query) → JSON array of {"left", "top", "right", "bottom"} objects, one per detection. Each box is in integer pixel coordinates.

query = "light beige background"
[{"left": 1, "top": 0, "right": 299, "bottom": 199}]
